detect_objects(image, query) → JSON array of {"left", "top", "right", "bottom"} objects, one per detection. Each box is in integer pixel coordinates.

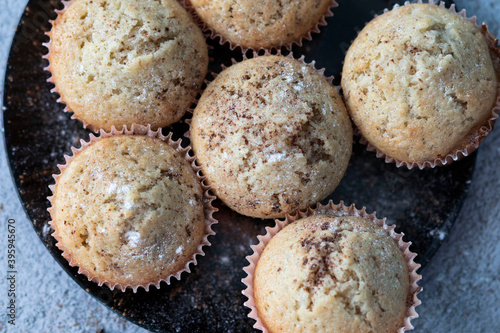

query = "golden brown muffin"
[
  {"left": 191, "top": 56, "right": 352, "bottom": 219},
  {"left": 189, "top": 0, "right": 333, "bottom": 49},
  {"left": 47, "top": 0, "right": 208, "bottom": 131},
  {"left": 50, "top": 135, "right": 206, "bottom": 290},
  {"left": 342, "top": 3, "right": 498, "bottom": 165},
  {"left": 254, "top": 214, "right": 410, "bottom": 333}
]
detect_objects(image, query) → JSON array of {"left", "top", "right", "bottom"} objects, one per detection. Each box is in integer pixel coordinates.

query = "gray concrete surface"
[{"left": 0, "top": 0, "right": 499, "bottom": 332}]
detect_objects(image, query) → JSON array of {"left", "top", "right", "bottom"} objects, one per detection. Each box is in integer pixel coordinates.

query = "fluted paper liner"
[
  {"left": 350, "top": 0, "right": 500, "bottom": 169},
  {"left": 242, "top": 200, "right": 422, "bottom": 332},
  {"left": 47, "top": 124, "right": 218, "bottom": 292},
  {"left": 181, "top": 0, "right": 338, "bottom": 52}
]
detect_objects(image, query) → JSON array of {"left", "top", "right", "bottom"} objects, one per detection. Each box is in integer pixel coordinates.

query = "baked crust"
[
  {"left": 254, "top": 215, "right": 409, "bottom": 333},
  {"left": 52, "top": 135, "right": 205, "bottom": 287},
  {"left": 48, "top": 0, "right": 208, "bottom": 131},
  {"left": 342, "top": 4, "right": 498, "bottom": 163},
  {"left": 189, "top": 0, "right": 332, "bottom": 49},
  {"left": 191, "top": 56, "right": 352, "bottom": 219}
]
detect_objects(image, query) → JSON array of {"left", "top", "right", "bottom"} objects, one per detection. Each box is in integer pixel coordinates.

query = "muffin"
[
  {"left": 190, "top": 55, "right": 352, "bottom": 219},
  {"left": 188, "top": 0, "right": 334, "bottom": 49},
  {"left": 49, "top": 132, "right": 212, "bottom": 291},
  {"left": 247, "top": 206, "right": 420, "bottom": 333},
  {"left": 341, "top": 3, "right": 499, "bottom": 167},
  {"left": 46, "top": 0, "right": 208, "bottom": 131}
]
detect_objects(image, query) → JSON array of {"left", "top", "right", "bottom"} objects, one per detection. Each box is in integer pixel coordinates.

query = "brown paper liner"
[
  {"left": 47, "top": 124, "right": 218, "bottom": 292},
  {"left": 42, "top": 0, "right": 205, "bottom": 133},
  {"left": 350, "top": 0, "right": 500, "bottom": 170},
  {"left": 181, "top": 0, "right": 338, "bottom": 52},
  {"left": 242, "top": 200, "right": 422, "bottom": 332}
]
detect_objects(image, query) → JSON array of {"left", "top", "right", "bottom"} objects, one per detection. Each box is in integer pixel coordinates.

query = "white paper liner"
[
  {"left": 242, "top": 200, "right": 422, "bottom": 332},
  {"left": 47, "top": 124, "right": 218, "bottom": 292},
  {"left": 181, "top": 0, "right": 338, "bottom": 52},
  {"left": 348, "top": 0, "right": 500, "bottom": 169}
]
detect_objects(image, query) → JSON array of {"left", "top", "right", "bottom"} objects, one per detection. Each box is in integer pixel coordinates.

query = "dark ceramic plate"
[{"left": 3, "top": 0, "right": 470, "bottom": 332}]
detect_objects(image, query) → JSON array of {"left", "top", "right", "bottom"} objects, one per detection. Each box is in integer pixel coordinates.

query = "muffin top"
[
  {"left": 189, "top": 0, "right": 332, "bottom": 49},
  {"left": 51, "top": 135, "right": 205, "bottom": 288},
  {"left": 48, "top": 0, "right": 208, "bottom": 131},
  {"left": 341, "top": 3, "right": 498, "bottom": 164},
  {"left": 191, "top": 56, "right": 352, "bottom": 219},
  {"left": 254, "top": 214, "right": 409, "bottom": 333}
]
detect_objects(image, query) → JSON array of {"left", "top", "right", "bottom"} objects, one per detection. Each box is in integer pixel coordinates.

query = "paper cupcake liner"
[
  {"left": 348, "top": 0, "right": 500, "bottom": 170},
  {"left": 181, "top": 0, "right": 337, "bottom": 52},
  {"left": 42, "top": 0, "right": 205, "bottom": 133},
  {"left": 242, "top": 200, "right": 422, "bottom": 332},
  {"left": 47, "top": 124, "right": 218, "bottom": 292}
]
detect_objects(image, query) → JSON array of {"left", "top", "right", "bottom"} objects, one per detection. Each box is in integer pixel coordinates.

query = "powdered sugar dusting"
[
  {"left": 430, "top": 229, "right": 447, "bottom": 240},
  {"left": 125, "top": 231, "right": 141, "bottom": 248},
  {"left": 265, "top": 152, "right": 287, "bottom": 163}
]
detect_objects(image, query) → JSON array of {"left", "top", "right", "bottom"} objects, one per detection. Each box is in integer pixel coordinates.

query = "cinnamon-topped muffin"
[
  {"left": 191, "top": 55, "right": 352, "bottom": 219},
  {"left": 254, "top": 214, "right": 410, "bottom": 332},
  {"left": 342, "top": 3, "right": 499, "bottom": 165},
  {"left": 47, "top": 0, "right": 208, "bottom": 131},
  {"left": 50, "top": 135, "right": 207, "bottom": 290},
  {"left": 189, "top": 0, "right": 333, "bottom": 49}
]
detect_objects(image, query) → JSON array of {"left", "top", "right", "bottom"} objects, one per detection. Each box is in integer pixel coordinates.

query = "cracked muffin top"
[
  {"left": 47, "top": 0, "right": 208, "bottom": 131},
  {"left": 341, "top": 3, "right": 498, "bottom": 164},
  {"left": 254, "top": 214, "right": 409, "bottom": 333},
  {"left": 189, "top": 0, "right": 333, "bottom": 49},
  {"left": 190, "top": 56, "right": 352, "bottom": 219},
  {"left": 50, "top": 135, "right": 205, "bottom": 289}
]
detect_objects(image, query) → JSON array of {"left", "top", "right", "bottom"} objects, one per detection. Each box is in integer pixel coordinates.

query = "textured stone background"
[{"left": 0, "top": 0, "right": 499, "bottom": 332}]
